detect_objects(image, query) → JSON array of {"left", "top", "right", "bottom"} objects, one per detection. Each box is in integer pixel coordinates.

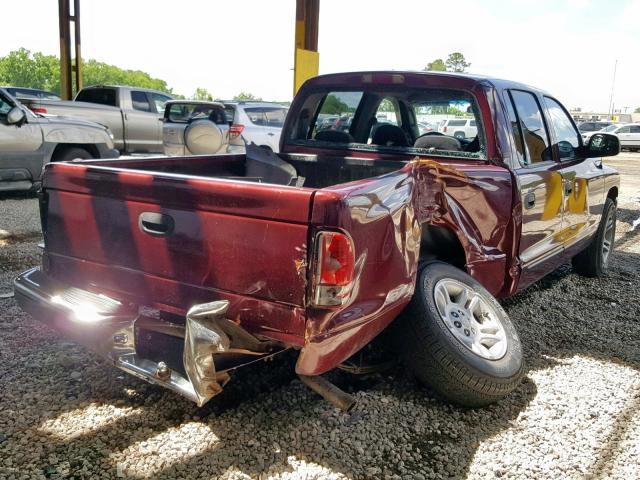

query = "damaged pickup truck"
[{"left": 15, "top": 72, "right": 620, "bottom": 410}]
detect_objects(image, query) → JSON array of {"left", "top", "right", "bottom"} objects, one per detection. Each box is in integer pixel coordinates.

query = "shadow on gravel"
[{"left": 0, "top": 235, "right": 638, "bottom": 478}]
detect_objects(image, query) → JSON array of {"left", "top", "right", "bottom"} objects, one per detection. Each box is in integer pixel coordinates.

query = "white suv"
[
  {"left": 224, "top": 102, "right": 288, "bottom": 152},
  {"left": 439, "top": 118, "right": 478, "bottom": 140}
]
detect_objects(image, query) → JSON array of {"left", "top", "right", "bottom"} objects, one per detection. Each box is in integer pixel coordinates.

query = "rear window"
[
  {"left": 76, "top": 88, "right": 117, "bottom": 106},
  {"left": 165, "top": 103, "right": 227, "bottom": 124},
  {"left": 244, "top": 107, "right": 287, "bottom": 127},
  {"left": 290, "top": 86, "right": 485, "bottom": 159}
]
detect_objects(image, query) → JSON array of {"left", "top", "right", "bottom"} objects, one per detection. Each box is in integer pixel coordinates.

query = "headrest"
[
  {"left": 371, "top": 124, "right": 409, "bottom": 147},
  {"left": 414, "top": 134, "right": 461, "bottom": 151},
  {"left": 315, "top": 129, "right": 354, "bottom": 143}
]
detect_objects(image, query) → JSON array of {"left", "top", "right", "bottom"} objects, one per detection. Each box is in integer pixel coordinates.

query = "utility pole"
[
  {"left": 58, "top": 0, "right": 82, "bottom": 100},
  {"left": 293, "top": 0, "right": 320, "bottom": 95},
  {"left": 607, "top": 59, "right": 617, "bottom": 121}
]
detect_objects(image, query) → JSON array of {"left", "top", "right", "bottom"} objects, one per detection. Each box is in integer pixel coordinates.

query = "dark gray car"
[{"left": 0, "top": 88, "right": 118, "bottom": 192}]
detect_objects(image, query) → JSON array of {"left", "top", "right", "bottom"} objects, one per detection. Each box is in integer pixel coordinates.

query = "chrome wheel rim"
[
  {"left": 433, "top": 279, "right": 508, "bottom": 360},
  {"left": 602, "top": 210, "right": 615, "bottom": 265}
]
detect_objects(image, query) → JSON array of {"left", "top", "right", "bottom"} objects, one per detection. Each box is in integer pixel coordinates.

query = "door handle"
[
  {"left": 138, "top": 212, "right": 174, "bottom": 237},
  {"left": 267, "top": 132, "right": 275, "bottom": 136},
  {"left": 524, "top": 192, "right": 536, "bottom": 209}
]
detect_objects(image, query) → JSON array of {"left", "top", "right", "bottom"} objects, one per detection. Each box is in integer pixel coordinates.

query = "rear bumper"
[{"left": 13, "top": 267, "right": 268, "bottom": 406}]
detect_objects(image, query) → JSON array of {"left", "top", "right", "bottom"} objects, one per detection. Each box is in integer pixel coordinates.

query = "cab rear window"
[{"left": 289, "top": 87, "right": 485, "bottom": 159}]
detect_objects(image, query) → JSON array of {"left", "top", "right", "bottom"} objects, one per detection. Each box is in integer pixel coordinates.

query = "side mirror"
[
  {"left": 7, "top": 106, "right": 26, "bottom": 125},
  {"left": 585, "top": 133, "right": 620, "bottom": 158}
]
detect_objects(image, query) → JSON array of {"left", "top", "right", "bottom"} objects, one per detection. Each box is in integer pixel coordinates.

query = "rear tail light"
[
  {"left": 31, "top": 106, "right": 47, "bottom": 114},
  {"left": 312, "top": 231, "right": 355, "bottom": 307},
  {"left": 229, "top": 124, "right": 244, "bottom": 139},
  {"left": 443, "top": 126, "right": 448, "bottom": 132}
]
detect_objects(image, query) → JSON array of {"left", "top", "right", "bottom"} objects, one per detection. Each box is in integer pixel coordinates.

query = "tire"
[
  {"left": 394, "top": 261, "right": 524, "bottom": 407},
  {"left": 53, "top": 147, "right": 92, "bottom": 162},
  {"left": 572, "top": 197, "right": 616, "bottom": 277}
]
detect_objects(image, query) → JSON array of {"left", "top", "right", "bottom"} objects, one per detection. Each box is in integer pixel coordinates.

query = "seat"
[
  {"left": 371, "top": 124, "right": 409, "bottom": 147},
  {"left": 414, "top": 134, "right": 461, "bottom": 151}
]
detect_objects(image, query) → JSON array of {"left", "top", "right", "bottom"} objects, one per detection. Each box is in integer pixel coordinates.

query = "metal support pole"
[
  {"left": 293, "top": 0, "right": 320, "bottom": 95},
  {"left": 58, "top": 0, "right": 82, "bottom": 100}
]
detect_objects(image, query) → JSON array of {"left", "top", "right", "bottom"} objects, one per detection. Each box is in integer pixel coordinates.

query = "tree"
[
  {"left": 233, "top": 91, "right": 262, "bottom": 101},
  {"left": 425, "top": 59, "right": 447, "bottom": 72},
  {"left": 635, "top": 107, "right": 640, "bottom": 113},
  {"left": 321, "top": 94, "right": 350, "bottom": 115},
  {"left": 191, "top": 87, "right": 214, "bottom": 101},
  {"left": 0, "top": 49, "right": 175, "bottom": 96},
  {"left": 424, "top": 53, "right": 471, "bottom": 73},
  {"left": 0, "top": 48, "right": 59, "bottom": 92},
  {"left": 445, "top": 52, "right": 471, "bottom": 73}
]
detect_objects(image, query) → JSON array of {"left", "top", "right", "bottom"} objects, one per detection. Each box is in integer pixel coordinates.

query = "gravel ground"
[{"left": 0, "top": 154, "right": 639, "bottom": 480}]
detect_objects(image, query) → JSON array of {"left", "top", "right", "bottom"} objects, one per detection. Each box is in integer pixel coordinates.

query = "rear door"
[
  {"left": 505, "top": 89, "right": 564, "bottom": 283},
  {"left": 543, "top": 96, "right": 604, "bottom": 250},
  {"left": 124, "top": 90, "right": 166, "bottom": 153},
  {"left": 630, "top": 125, "right": 640, "bottom": 148}
]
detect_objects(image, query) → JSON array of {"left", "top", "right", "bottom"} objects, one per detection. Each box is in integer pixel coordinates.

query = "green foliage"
[
  {"left": 191, "top": 87, "right": 214, "bottom": 101},
  {"left": 0, "top": 48, "right": 174, "bottom": 96},
  {"left": 233, "top": 91, "right": 262, "bottom": 101},
  {"left": 635, "top": 107, "right": 640, "bottom": 113},
  {"left": 446, "top": 52, "right": 471, "bottom": 73},
  {"left": 0, "top": 48, "right": 60, "bottom": 92},
  {"left": 425, "top": 59, "right": 447, "bottom": 72},
  {"left": 378, "top": 98, "right": 395, "bottom": 112},
  {"left": 424, "top": 53, "right": 471, "bottom": 73},
  {"left": 321, "top": 94, "right": 351, "bottom": 115}
]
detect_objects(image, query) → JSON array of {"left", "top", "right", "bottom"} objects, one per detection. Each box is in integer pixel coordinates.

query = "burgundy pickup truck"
[{"left": 15, "top": 71, "right": 620, "bottom": 410}]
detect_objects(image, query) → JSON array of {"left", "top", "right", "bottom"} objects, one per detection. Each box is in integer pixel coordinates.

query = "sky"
[{"left": 2, "top": 0, "right": 639, "bottom": 112}]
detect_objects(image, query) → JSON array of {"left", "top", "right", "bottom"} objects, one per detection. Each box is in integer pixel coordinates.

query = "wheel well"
[
  {"left": 419, "top": 224, "right": 467, "bottom": 271},
  {"left": 607, "top": 186, "right": 618, "bottom": 203},
  {"left": 50, "top": 143, "right": 99, "bottom": 161}
]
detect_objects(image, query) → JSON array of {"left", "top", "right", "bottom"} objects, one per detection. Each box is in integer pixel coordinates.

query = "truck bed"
[{"left": 39, "top": 152, "right": 408, "bottom": 350}]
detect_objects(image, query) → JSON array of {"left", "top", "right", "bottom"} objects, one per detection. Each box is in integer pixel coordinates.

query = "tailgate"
[{"left": 42, "top": 162, "right": 313, "bottom": 310}]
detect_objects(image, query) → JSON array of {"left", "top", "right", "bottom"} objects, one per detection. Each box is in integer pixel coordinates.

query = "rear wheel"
[
  {"left": 53, "top": 147, "right": 92, "bottom": 162},
  {"left": 572, "top": 197, "right": 616, "bottom": 277},
  {"left": 395, "top": 262, "right": 524, "bottom": 407}
]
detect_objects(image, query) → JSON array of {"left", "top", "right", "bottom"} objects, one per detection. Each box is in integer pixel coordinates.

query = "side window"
[
  {"left": 617, "top": 126, "right": 630, "bottom": 134},
  {"left": 630, "top": 126, "right": 640, "bottom": 134},
  {"left": 150, "top": 93, "right": 172, "bottom": 114},
  {"left": 544, "top": 97, "right": 581, "bottom": 160},
  {"left": 510, "top": 90, "right": 552, "bottom": 166},
  {"left": 312, "top": 91, "right": 363, "bottom": 140},
  {"left": 0, "top": 94, "right": 13, "bottom": 120},
  {"left": 131, "top": 91, "right": 152, "bottom": 112}
]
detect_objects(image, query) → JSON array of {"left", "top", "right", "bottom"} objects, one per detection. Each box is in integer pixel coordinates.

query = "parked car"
[
  {"left": 222, "top": 102, "right": 288, "bottom": 152},
  {"left": 20, "top": 85, "right": 173, "bottom": 154},
  {"left": 577, "top": 121, "right": 614, "bottom": 133},
  {"left": 0, "top": 88, "right": 118, "bottom": 192},
  {"left": 15, "top": 71, "right": 619, "bottom": 412},
  {"left": 438, "top": 118, "right": 477, "bottom": 139},
  {"left": 611, "top": 123, "right": 640, "bottom": 151},
  {"left": 162, "top": 100, "right": 244, "bottom": 156},
  {"left": 1, "top": 86, "right": 61, "bottom": 101},
  {"left": 417, "top": 121, "right": 437, "bottom": 135},
  {"left": 581, "top": 123, "right": 625, "bottom": 141}
]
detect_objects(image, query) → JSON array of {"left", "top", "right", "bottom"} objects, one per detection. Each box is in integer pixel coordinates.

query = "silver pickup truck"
[
  {"left": 0, "top": 88, "right": 118, "bottom": 192},
  {"left": 21, "top": 85, "right": 173, "bottom": 154}
]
